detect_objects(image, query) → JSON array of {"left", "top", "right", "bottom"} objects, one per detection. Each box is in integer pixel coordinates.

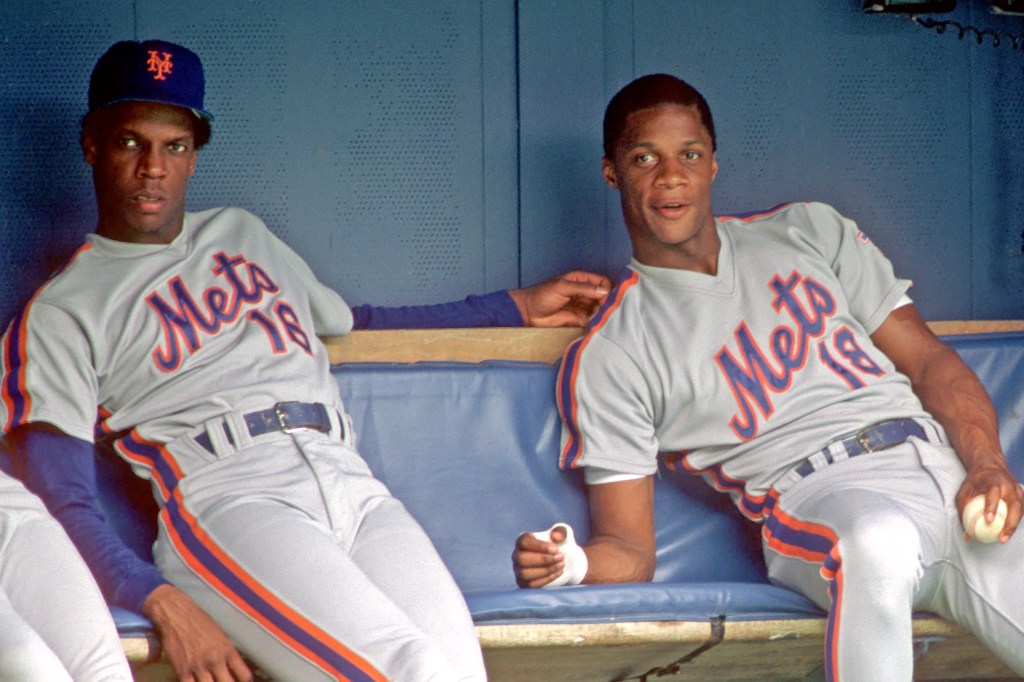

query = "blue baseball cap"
[{"left": 88, "top": 40, "right": 213, "bottom": 121}]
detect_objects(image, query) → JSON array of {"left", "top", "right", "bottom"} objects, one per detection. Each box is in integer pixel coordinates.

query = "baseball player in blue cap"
[
  {"left": 2, "top": 39, "right": 610, "bottom": 681},
  {"left": 513, "top": 73, "right": 1024, "bottom": 681}
]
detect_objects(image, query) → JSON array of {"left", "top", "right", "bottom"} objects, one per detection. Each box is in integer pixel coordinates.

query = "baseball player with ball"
[
  {"left": 1, "top": 40, "right": 610, "bottom": 682},
  {"left": 512, "top": 74, "right": 1024, "bottom": 681}
]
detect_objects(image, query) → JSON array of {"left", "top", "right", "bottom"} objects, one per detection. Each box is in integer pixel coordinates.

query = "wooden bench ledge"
[
  {"left": 474, "top": 617, "right": 1018, "bottom": 681},
  {"left": 323, "top": 320, "right": 1024, "bottom": 365}
]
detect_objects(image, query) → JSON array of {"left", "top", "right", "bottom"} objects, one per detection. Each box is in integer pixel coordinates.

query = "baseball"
[{"left": 962, "top": 495, "right": 1008, "bottom": 544}]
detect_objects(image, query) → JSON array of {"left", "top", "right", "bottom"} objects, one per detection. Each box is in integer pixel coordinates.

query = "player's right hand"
[
  {"left": 142, "top": 584, "right": 254, "bottom": 682},
  {"left": 512, "top": 525, "right": 568, "bottom": 588},
  {"left": 955, "top": 463, "right": 1024, "bottom": 543},
  {"left": 508, "top": 270, "right": 612, "bottom": 328}
]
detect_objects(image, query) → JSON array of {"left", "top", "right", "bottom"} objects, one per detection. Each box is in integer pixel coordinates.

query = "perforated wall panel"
[
  {"left": 132, "top": 1, "right": 507, "bottom": 307},
  {"left": 0, "top": 1, "right": 1021, "bottom": 326},
  {"left": 518, "top": 0, "right": 1024, "bottom": 320},
  {"left": 0, "top": 1, "right": 515, "bottom": 326},
  {"left": 0, "top": 4, "right": 130, "bottom": 322}
]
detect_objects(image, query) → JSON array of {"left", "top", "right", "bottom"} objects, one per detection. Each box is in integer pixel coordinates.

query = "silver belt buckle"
[
  {"left": 274, "top": 401, "right": 307, "bottom": 433},
  {"left": 855, "top": 420, "right": 907, "bottom": 453},
  {"left": 856, "top": 427, "right": 875, "bottom": 453}
]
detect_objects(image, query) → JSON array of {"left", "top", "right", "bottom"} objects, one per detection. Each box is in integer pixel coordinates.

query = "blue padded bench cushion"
[
  {"left": 463, "top": 583, "right": 821, "bottom": 626},
  {"left": 334, "top": 360, "right": 819, "bottom": 624},
  {"left": 109, "top": 606, "right": 156, "bottom": 638}
]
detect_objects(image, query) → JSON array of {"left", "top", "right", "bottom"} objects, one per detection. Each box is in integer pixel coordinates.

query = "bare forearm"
[
  {"left": 912, "top": 343, "right": 1006, "bottom": 470},
  {"left": 872, "top": 306, "right": 1008, "bottom": 473},
  {"left": 581, "top": 537, "right": 655, "bottom": 584},
  {"left": 513, "top": 476, "right": 656, "bottom": 588},
  {"left": 583, "top": 476, "right": 657, "bottom": 584}
]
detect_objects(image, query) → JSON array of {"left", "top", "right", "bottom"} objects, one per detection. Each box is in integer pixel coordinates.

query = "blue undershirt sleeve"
[
  {"left": 351, "top": 290, "right": 524, "bottom": 330},
  {"left": 11, "top": 425, "right": 168, "bottom": 613}
]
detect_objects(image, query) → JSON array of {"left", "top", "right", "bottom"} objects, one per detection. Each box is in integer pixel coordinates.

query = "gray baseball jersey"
[
  {"left": 3, "top": 206, "right": 350, "bottom": 459},
  {"left": 558, "top": 201, "right": 936, "bottom": 519},
  {"left": 557, "top": 201, "right": 1024, "bottom": 680},
  {"left": 1, "top": 207, "right": 485, "bottom": 681}
]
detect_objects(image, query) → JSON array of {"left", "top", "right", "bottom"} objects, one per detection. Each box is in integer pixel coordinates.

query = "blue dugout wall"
[{"left": 1, "top": 1, "right": 1022, "bottom": 328}]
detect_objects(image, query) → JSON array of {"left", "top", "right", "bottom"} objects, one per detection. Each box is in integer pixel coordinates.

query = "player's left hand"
[
  {"left": 512, "top": 527, "right": 569, "bottom": 588},
  {"left": 509, "top": 270, "right": 612, "bottom": 327},
  {"left": 955, "top": 461, "right": 1024, "bottom": 543},
  {"left": 143, "top": 584, "right": 253, "bottom": 682}
]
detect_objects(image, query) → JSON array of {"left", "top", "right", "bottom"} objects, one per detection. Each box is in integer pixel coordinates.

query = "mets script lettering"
[
  {"left": 715, "top": 270, "right": 883, "bottom": 441},
  {"left": 146, "top": 252, "right": 310, "bottom": 372}
]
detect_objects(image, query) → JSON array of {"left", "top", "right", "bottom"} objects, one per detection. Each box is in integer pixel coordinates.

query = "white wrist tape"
[{"left": 532, "top": 523, "right": 588, "bottom": 588}]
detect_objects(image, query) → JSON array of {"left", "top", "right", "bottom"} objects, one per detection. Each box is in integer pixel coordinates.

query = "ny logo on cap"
[{"left": 146, "top": 50, "right": 174, "bottom": 81}]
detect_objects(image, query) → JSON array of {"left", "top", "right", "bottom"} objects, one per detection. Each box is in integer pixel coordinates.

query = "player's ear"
[
  {"left": 602, "top": 157, "right": 619, "bottom": 190},
  {"left": 710, "top": 152, "right": 718, "bottom": 183},
  {"left": 82, "top": 134, "right": 97, "bottom": 166}
]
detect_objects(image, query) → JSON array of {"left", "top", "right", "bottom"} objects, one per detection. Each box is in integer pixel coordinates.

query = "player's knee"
[
  {"left": 838, "top": 514, "right": 923, "bottom": 594},
  {"left": 378, "top": 638, "right": 457, "bottom": 682}
]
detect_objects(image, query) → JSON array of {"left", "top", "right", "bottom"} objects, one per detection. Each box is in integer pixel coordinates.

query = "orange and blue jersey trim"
[
  {"left": 161, "top": 490, "right": 387, "bottom": 681},
  {"left": 557, "top": 267, "right": 640, "bottom": 470},
  {"left": 1, "top": 303, "right": 32, "bottom": 432},
  {"left": 1, "top": 244, "right": 93, "bottom": 433},
  {"left": 114, "top": 431, "right": 188, "bottom": 504},
  {"left": 95, "top": 406, "right": 116, "bottom": 440},
  {"left": 717, "top": 202, "right": 798, "bottom": 224},
  {"left": 666, "top": 452, "right": 777, "bottom": 522},
  {"left": 823, "top": 547, "right": 844, "bottom": 681},
  {"left": 764, "top": 504, "right": 843, "bottom": 681}
]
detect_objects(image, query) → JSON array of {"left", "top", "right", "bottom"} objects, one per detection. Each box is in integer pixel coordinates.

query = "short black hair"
[
  {"left": 80, "top": 106, "right": 212, "bottom": 151},
  {"left": 603, "top": 73, "right": 716, "bottom": 157}
]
